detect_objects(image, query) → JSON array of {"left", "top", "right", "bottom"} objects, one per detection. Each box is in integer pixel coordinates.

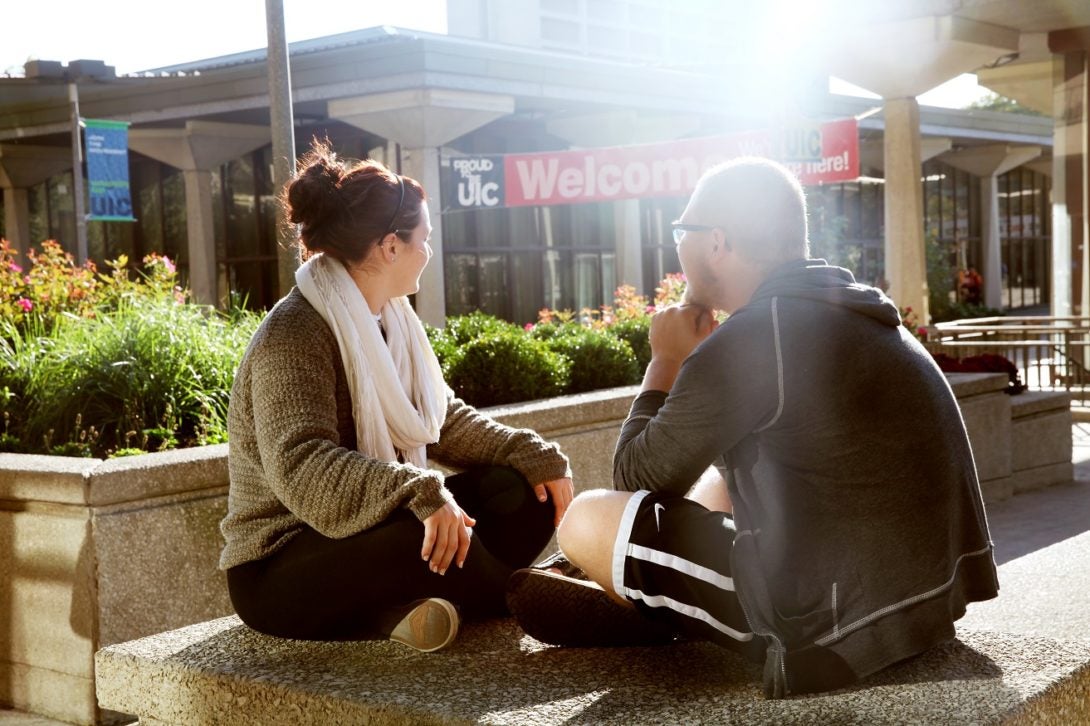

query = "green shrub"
[
  {"left": 0, "top": 243, "right": 261, "bottom": 457},
  {"left": 528, "top": 320, "right": 582, "bottom": 341},
  {"left": 22, "top": 298, "right": 259, "bottom": 457},
  {"left": 424, "top": 322, "right": 457, "bottom": 375},
  {"left": 0, "top": 317, "right": 47, "bottom": 452},
  {"left": 443, "top": 311, "right": 521, "bottom": 345},
  {"left": 544, "top": 328, "right": 640, "bottom": 393},
  {"left": 607, "top": 317, "right": 652, "bottom": 372},
  {"left": 446, "top": 331, "right": 570, "bottom": 407}
]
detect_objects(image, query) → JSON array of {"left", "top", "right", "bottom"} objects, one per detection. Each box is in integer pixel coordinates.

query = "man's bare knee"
[
  {"left": 557, "top": 489, "right": 635, "bottom": 599},
  {"left": 557, "top": 490, "right": 602, "bottom": 559}
]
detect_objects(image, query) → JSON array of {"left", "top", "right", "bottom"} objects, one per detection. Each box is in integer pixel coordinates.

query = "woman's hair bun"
[{"left": 286, "top": 144, "right": 345, "bottom": 231}]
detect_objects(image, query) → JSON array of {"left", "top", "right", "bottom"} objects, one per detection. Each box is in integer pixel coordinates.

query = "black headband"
[{"left": 384, "top": 174, "right": 405, "bottom": 237}]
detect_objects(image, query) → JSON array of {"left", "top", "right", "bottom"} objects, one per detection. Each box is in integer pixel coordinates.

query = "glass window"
[
  {"left": 630, "top": 4, "right": 662, "bottom": 27},
  {"left": 478, "top": 253, "right": 510, "bottom": 318},
  {"left": 511, "top": 251, "right": 545, "bottom": 324},
  {"left": 27, "top": 181, "right": 48, "bottom": 248},
  {"left": 542, "top": 18, "right": 582, "bottom": 46},
  {"left": 48, "top": 171, "right": 76, "bottom": 252},
  {"left": 135, "top": 161, "right": 164, "bottom": 256},
  {"left": 587, "top": 1, "right": 622, "bottom": 20},
  {"left": 541, "top": 0, "right": 580, "bottom": 15},
  {"left": 573, "top": 252, "right": 601, "bottom": 313},
  {"left": 162, "top": 168, "right": 188, "bottom": 267},
  {"left": 226, "top": 156, "right": 258, "bottom": 258},
  {"left": 954, "top": 170, "right": 970, "bottom": 241},
  {"left": 445, "top": 253, "right": 480, "bottom": 316},
  {"left": 588, "top": 24, "right": 626, "bottom": 55},
  {"left": 544, "top": 248, "right": 573, "bottom": 312}
]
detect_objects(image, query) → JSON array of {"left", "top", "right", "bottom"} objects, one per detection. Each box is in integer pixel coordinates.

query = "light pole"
[
  {"left": 265, "top": 0, "right": 298, "bottom": 296},
  {"left": 68, "top": 81, "right": 88, "bottom": 264}
]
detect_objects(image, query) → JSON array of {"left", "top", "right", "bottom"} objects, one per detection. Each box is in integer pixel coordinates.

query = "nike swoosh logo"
[{"left": 654, "top": 502, "right": 665, "bottom": 531}]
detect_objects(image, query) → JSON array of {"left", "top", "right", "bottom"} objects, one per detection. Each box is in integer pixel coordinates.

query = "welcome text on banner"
[{"left": 440, "top": 117, "right": 858, "bottom": 212}]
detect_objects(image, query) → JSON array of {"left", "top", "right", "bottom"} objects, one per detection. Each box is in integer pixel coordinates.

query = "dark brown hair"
[{"left": 283, "top": 139, "right": 426, "bottom": 265}]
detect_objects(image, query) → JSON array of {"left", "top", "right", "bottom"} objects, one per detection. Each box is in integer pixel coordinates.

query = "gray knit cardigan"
[{"left": 220, "top": 288, "right": 570, "bottom": 570}]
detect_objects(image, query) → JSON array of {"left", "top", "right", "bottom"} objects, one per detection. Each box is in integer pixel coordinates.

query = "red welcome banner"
[{"left": 440, "top": 118, "right": 858, "bottom": 211}]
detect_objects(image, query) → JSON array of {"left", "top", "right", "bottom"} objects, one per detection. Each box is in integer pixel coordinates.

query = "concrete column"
[
  {"left": 182, "top": 170, "right": 218, "bottom": 306},
  {"left": 613, "top": 199, "right": 643, "bottom": 293},
  {"left": 980, "top": 174, "right": 1002, "bottom": 309},
  {"left": 3, "top": 187, "right": 31, "bottom": 260},
  {"left": 1051, "top": 51, "right": 1088, "bottom": 317},
  {"left": 401, "top": 146, "right": 446, "bottom": 327},
  {"left": 882, "top": 97, "right": 927, "bottom": 319}
]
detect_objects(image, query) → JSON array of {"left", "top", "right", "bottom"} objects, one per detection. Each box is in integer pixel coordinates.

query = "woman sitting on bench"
[{"left": 219, "top": 140, "right": 572, "bottom": 652}]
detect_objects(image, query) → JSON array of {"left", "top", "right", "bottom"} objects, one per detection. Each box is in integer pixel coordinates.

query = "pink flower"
[
  {"left": 524, "top": 322, "right": 534, "bottom": 331},
  {"left": 9, "top": 262, "right": 22, "bottom": 273},
  {"left": 162, "top": 257, "right": 176, "bottom": 274},
  {"left": 17, "top": 297, "right": 32, "bottom": 312}
]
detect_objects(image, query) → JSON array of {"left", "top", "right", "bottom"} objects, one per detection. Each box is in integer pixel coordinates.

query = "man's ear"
[{"left": 712, "top": 227, "right": 731, "bottom": 255}]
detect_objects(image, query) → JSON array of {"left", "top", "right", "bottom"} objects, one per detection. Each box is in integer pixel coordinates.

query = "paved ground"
[
  {"left": 957, "top": 421, "right": 1090, "bottom": 643},
  {"left": 6, "top": 424, "right": 1090, "bottom": 725}
]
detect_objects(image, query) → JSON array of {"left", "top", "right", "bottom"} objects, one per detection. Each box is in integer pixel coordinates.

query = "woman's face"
[{"left": 391, "top": 203, "right": 433, "bottom": 296}]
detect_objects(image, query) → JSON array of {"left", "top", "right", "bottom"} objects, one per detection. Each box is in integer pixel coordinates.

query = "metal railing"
[{"left": 924, "top": 316, "right": 1090, "bottom": 395}]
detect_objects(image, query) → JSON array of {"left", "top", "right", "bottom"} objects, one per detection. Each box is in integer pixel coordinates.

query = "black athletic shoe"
[
  {"left": 506, "top": 568, "right": 676, "bottom": 647},
  {"left": 533, "top": 550, "right": 588, "bottom": 579}
]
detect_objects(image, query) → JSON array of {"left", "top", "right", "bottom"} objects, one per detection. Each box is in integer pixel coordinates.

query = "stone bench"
[
  {"left": 94, "top": 618, "right": 1090, "bottom": 725},
  {"left": 5, "top": 375, "right": 1076, "bottom": 722},
  {"left": 1010, "top": 390, "right": 1073, "bottom": 494},
  {"left": 946, "top": 374, "right": 1073, "bottom": 502}
]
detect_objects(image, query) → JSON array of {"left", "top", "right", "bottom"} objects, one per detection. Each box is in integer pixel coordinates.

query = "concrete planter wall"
[{"left": 0, "top": 375, "right": 1070, "bottom": 724}]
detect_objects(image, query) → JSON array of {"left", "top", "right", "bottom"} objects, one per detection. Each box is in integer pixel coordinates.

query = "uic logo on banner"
[
  {"left": 84, "top": 119, "right": 136, "bottom": 222},
  {"left": 777, "top": 123, "right": 824, "bottom": 163},
  {"left": 441, "top": 156, "right": 505, "bottom": 211}
]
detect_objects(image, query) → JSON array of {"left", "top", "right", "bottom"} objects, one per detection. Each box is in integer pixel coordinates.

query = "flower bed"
[{"left": 1, "top": 240, "right": 262, "bottom": 458}]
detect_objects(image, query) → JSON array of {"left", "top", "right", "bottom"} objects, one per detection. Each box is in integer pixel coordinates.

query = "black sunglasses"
[{"left": 671, "top": 221, "right": 719, "bottom": 244}]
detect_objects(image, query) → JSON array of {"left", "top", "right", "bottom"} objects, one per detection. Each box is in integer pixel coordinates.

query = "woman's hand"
[
  {"left": 421, "top": 500, "right": 476, "bottom": 575},
  {"left": 534, "top": 477, "right": 574, "bottom": 527}
]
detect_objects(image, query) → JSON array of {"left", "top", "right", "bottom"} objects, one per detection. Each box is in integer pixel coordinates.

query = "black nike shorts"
[{"left": 611, "top": 490, "right": 765, "bottom": 660}]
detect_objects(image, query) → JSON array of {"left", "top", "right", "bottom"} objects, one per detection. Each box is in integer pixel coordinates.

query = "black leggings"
[{"left": 226, "top": 465, "right": 554, "bottom": 640}]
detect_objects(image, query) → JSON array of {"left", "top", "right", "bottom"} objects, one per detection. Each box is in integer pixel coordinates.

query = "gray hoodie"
[{"left": 614, "top": 259, "right": 998, "bottom": 697}]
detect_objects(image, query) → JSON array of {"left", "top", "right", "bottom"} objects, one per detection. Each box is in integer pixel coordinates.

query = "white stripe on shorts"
[
  {"left": 627, "top": 543, "right": 736, "bottom": 591},
  {"left": 623, "top": 587, "right": 754, "bottom": 642},
  {"left": 611, "top": 490, "right": 650, "bottom": 597}
]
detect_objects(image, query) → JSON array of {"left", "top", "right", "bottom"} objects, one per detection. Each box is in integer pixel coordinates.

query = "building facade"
[{"left": 1, "top": 3, "right": 1088, "bottom": 325}]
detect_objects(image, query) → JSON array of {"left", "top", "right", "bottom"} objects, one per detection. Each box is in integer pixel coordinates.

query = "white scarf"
[{"left": 295, "top": 253, "right": 447, "bottom": 468}]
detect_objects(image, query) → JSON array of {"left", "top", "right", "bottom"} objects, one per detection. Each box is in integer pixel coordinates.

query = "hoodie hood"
[{"left": 749, "top": 258, "right": 902, "bottom": 328}]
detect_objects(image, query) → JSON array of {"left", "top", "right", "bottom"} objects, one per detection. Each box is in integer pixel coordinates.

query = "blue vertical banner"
[{"left": 83, "top": 119, "right": 136, "bottom": 221}]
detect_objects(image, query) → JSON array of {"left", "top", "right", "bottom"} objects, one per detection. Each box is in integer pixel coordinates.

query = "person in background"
[
  {"left": 222, "top": 140, "right": 573, "bottom": 652},
  {"left": 508, "top": 157, "right": 998, "bottom": 697}
]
